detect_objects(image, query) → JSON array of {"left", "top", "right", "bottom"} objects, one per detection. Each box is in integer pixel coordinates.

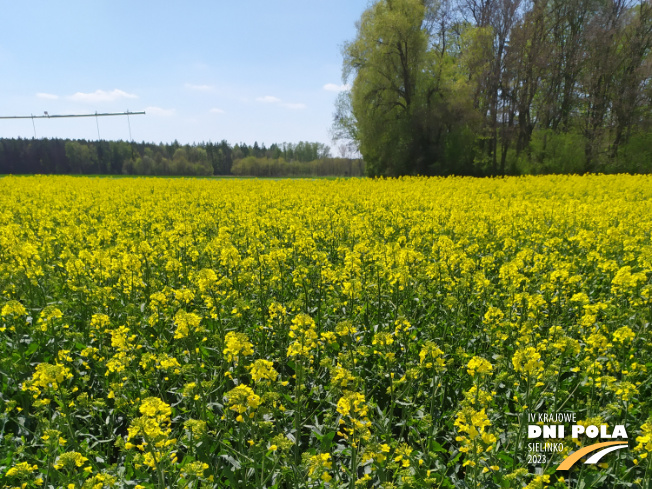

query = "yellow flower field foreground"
[{"left": 1, "top": 175, "right": 651, "bottom": 488}]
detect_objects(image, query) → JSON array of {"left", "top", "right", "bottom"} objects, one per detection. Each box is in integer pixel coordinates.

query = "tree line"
[
  {"left": 0, "top": 138, "right": 362, "bottom": 177},
  {"left": 231, "top": 156, "right": 365, "bottom": 177},
  {"left": 334, "top": 0, "right": 652, "bottom": 176}
]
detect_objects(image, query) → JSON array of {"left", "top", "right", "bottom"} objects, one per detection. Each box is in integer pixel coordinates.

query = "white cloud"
[
  {"left": 256, "top": 95, "right": 282, "bottom": 104},
  {"left": 68, "top": 89, "right": 138, "bottom": 103},
  {"left": 185, "top": 83, "right": 214, "bottom": 92},
  {"left": 145, "top": 106, "right": 175, "bottom": 117},
  {"left": 36, "top": 92, "right": 59, "bottom": 100},
  {"left": 256, "top": 95, "right": 306, "bottom": 109},
  {"left": 281, "top": 102, "right": 307, "bottom": 110},
  {"left": 210, "top": 108, "right": 225, "bottom": 114},
  {"left": 323, "top": 83, "right": 351, "bottom": 92}
]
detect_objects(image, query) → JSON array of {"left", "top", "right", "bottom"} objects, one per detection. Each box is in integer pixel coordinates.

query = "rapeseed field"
[{"left": 1, "top": 175, "right": 651, "bottom": 488}]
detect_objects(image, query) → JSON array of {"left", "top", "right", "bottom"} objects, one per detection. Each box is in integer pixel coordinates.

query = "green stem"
[
  {"left": 143, "top": 433, "right": 166, "bottom": 489},
  {"left": 294, "top": 358, "right": 303, "bottom": 467},
  {"left": 350, "top": 443, "right": 358, "bottom": 489},
  {"left": 513, "top": 377, "right": 530, "bottom": 471}
]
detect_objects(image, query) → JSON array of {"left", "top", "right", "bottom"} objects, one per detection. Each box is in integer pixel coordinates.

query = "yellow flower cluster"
[
  {"left": 287, "top": 313, "right": 319, "bottom": 361},
  {"left": 24, "top": 362, "right": 73, "bottom": 394},
  {"left": 419, "top": 341, "right": 446, "bottom": 370},
  {"left": 127, "top": 398, "right": 173, "bottom": 445},
  {"left": 125, "top": 397, "right": 176, "bottom": 473},
  {"left": 337, "top": 391, "right": 372, "bottom": 444},
  {"left": 173, "top": 310, "right": 202, "bottom": 339},
  {"left": 466, "top": 356, "right": 493, "bottom": 377},
  {"left": 635, "top": 421, "right": 652, "bottom": 455},
  {"left": 225, "top": 384, "right": 261, "bottom": 417},
  {"left": 223, "top": 331, "right": 254, "bottom": 363},
  {"left": 512, "top": 346, "right": 544, "bottom": 378},
  {"left": 247, "top": 359, "right": 278, "bottom": 382},
  {"left": 455, "top": 407, "right": 497, "bottom": 454},
  {"left": 393, "top": 443, "right": 414, "bottom": 468},
  {"left": 5, "top": 462, "right": 38, "bottom": 478},
  {"left": 306, "top": 453, "right": 333, "bottom": 482},
  {"left": 1, "top": 300, "right": 27, "bottom": 317},
  {"left": 54, "top": 451, "right": 89, "bottom": 471}
]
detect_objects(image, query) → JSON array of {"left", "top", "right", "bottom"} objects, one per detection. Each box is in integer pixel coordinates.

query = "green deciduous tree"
[
  {"left": 65, "top": 141, "right": 98, "bottom": 174},
  {"left": 341, "top": 0, "right": 433, "bottom": 176}
]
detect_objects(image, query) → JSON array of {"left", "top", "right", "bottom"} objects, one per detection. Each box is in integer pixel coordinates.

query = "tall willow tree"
[
  {"left": 340, "top": 0, "right": 438, "bottom": 176},
  {"left": 337, "top": 0, "right": 484, "bottom": 176}
]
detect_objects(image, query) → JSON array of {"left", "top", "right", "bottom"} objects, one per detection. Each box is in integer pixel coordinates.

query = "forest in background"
[
  {"left": 334, "top": 0, "right": 652, "bottom": 176},
  {"left": 0, "top": 138, "right": 365, "bottom": 177}
]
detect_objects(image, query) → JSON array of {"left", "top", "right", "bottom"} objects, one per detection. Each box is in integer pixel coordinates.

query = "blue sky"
[{"left": 0, "top": 1, "right": 368, "bottom": 149}]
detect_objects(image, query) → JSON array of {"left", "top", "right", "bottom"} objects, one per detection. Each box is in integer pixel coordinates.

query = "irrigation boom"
[
  {"left": 0, "top": 110, "right": 146, "bottom": 139},
  {"left": 0, "top": 110, "right": 145, "bottom": 119}
]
